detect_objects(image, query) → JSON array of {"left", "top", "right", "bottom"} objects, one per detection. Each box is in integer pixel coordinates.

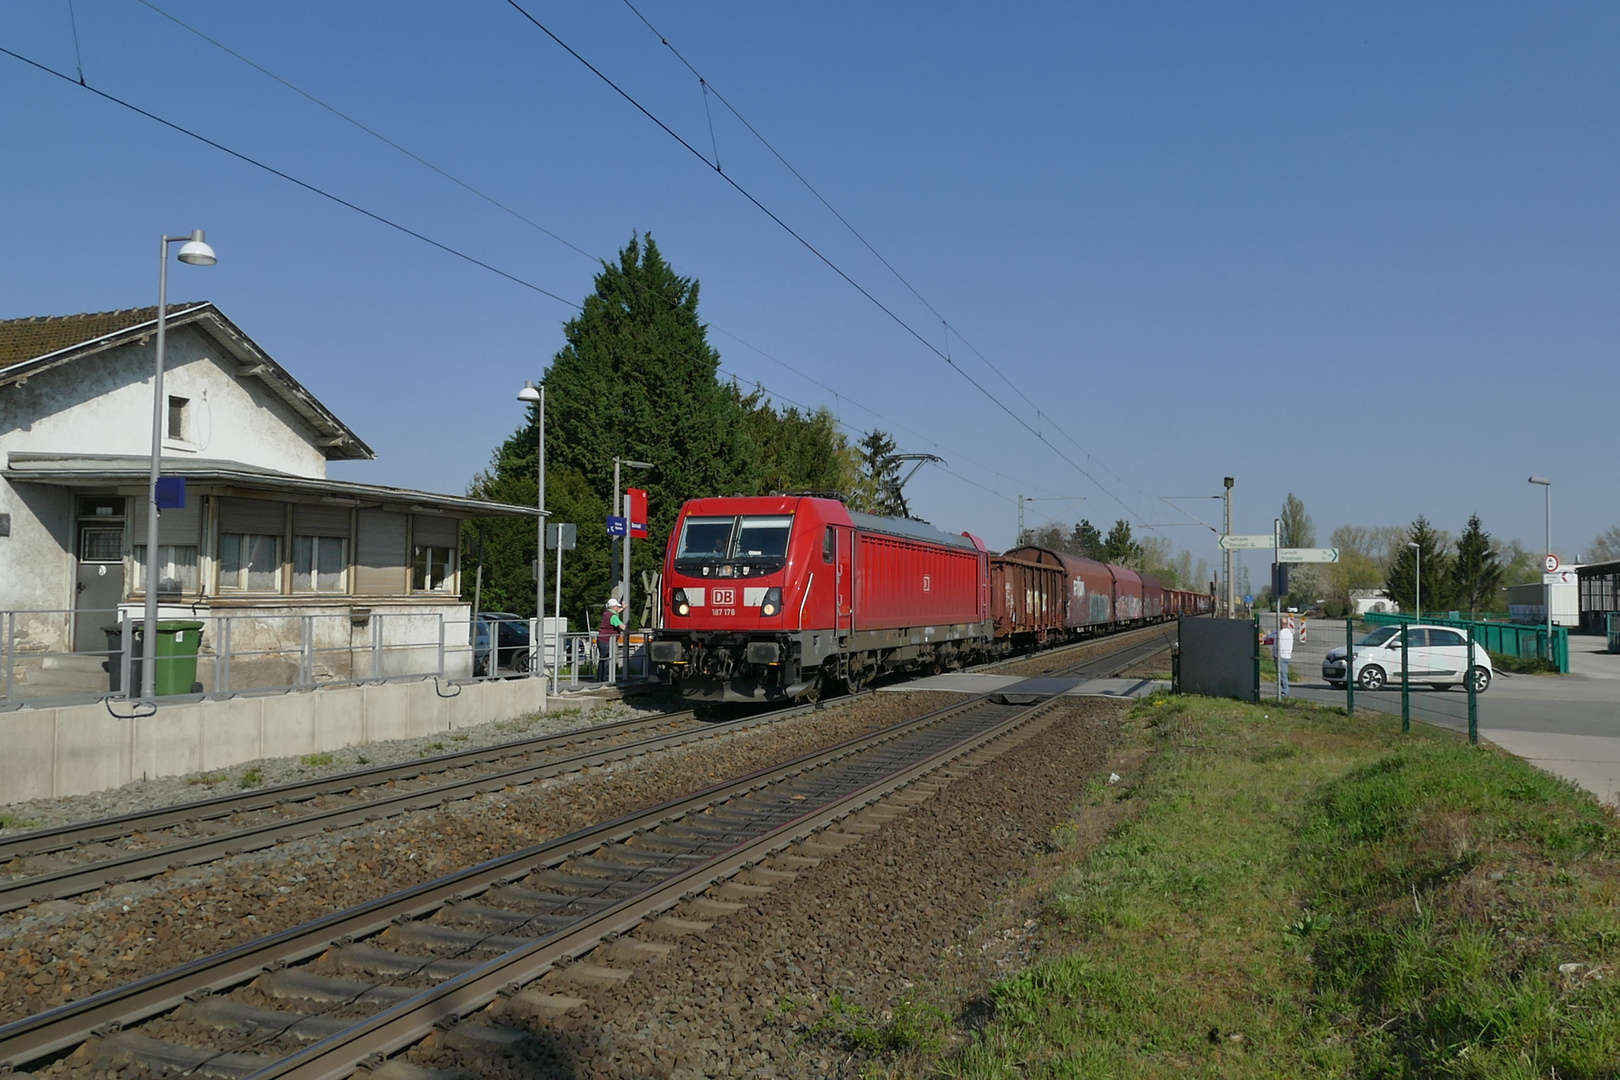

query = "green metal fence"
[{"left": 1365, "top": 612, "right": 1568, "bottom": 673}]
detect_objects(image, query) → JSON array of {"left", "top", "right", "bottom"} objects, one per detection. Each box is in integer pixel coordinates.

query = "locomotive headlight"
[
  {"left": 760, "top": 587, "right": 783, "bottom": 617},
  {"left": 672, "top": 588, "right": 691, "bottom": 617}
]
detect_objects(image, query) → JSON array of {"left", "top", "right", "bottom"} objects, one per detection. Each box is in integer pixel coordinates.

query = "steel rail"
[
  {"left": 253, "top": 702, "right": 1061, "bottom": 1080},
  {"left": 0, "top": 625, "right": 1175, "bottom": 913},
  {"left": 0, "top": 708, "right": 700, "bottom": 863},
  {"left": 0, "top": 706, "right": 807, "bottom": 914},
  {"left": 0, "top": 690, "right": 1049, "bottom": 1072},
  {"left": 0, "top": 619, "right": 1169, "bottom": 878}
]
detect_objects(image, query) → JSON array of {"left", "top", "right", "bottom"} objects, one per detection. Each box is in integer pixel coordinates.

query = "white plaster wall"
[
  {"left": 0, "top": 325, "right": 330, "bottom": 478},
  {"left": 0, "top": 479, "right": 74, "bottom": 617}
]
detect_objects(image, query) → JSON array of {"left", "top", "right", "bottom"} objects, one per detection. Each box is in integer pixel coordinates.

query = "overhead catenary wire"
[
  {"left": 5, "top": 20, "right": 1158, "bottom": 534},
  {"left": 617, "top": 0, "right": 1170, "bottom": 520},
  {"left": 0, "top": 37, "right": 1072, "bottom": 523},
  {"left": 501, "top": 0, "right": 1160, "bottom": 533},
  {"left": 0, "top": 45, "right": 583, "bottom": 311},
  {"left": 98, "top": 1, "right": 1077, "bottom": 509}
]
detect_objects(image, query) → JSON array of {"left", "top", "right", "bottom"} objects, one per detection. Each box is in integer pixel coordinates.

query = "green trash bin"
[{"left": 153, "top": 620, "right": 205, "bottom": 696}]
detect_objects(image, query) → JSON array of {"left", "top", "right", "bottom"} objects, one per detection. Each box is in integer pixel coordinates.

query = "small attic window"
[{"left": 167, "top": 396, "right": 190, "bottom": 440}]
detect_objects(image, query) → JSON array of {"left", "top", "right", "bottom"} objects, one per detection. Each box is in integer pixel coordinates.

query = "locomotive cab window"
[
  {"left": 676, "top": 517, "right": 736, "bottom": 559},
  {"left": 735, "top": 516, "right": 792, "bottom": 558},
  {"left": 674, "top": 514, "right": 794, "bottom": 575},
  {"left": 823, "top": 526, "right": 835, "bottom": 563}
]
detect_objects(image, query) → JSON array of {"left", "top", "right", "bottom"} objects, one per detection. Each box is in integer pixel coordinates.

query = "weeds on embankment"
[{"left": 945, "top": 695, "right": 1620, "bottom": 1078}]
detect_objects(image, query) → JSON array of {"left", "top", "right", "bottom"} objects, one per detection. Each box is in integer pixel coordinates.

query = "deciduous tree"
[{"left": 1587, "top": 525, "right": 1620, "bottom": 564}]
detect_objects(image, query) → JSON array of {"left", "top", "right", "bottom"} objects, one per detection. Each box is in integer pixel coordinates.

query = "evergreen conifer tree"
[
  {"left": 1069, "top": 520, "right": 1104, "bottom": 560},
  {"left": 1102, "top": 519, "right": 1142, "bottom": 564},
  {"left": 467, "top": 234, "right": 759, "bottom": 629},
  {"left": 1452, "top": 514, "right": 1504, "bottom": 615},
  {"left": 1384, "top": 515, "right": 1453, "bottom": 615}
]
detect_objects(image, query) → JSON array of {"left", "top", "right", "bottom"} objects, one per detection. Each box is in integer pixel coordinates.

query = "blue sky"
[{"left": 3, "top": 2, "right": 1616, "bottom": 572}]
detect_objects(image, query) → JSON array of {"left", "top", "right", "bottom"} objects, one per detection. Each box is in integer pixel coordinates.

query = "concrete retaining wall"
[{"left": 0, "top": 676, "right": 552, "bottom": 802}]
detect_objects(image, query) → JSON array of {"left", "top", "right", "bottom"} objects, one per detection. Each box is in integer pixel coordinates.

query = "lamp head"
[
  {"left": 176, "top": 229, "right": 216, "bottom": 266},
  {"left": 517, "top": 380, "right": 542, "bottom": 403},
  {"left": 1528, "top": 476, "right": 1551, "bottom": 486},
  {"left": 624, "top": 459, "right": 654, "bottom": 470}
]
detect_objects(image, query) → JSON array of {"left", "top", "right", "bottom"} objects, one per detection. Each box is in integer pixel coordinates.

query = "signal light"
[
  {"left": 760, "top": 587, "right": 783, "bottom": 617},
  {"left": 672, "top": 588, "right": 691, "bottom": 617}
]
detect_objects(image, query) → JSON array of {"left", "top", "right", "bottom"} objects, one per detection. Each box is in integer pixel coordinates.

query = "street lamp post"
[
  {"left": 612, "top": 456, "right": 654, "bottom": 682},
  {"left": 1530, "top": 476, "right": 1553, "bottom": 661},
  {"left": 518, "top": 381, "right": 545, "bottom": 679},
  {"left": 142, "top": 230, "right": 216, "bottom": 700},
  {"left": 1408, "top": 541, "right": 1421, "bottom": 623}
]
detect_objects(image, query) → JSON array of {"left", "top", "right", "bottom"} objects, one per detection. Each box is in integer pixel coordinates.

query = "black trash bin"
[{"left": 102, "top": 624, "right": 135, "bottom": 693}]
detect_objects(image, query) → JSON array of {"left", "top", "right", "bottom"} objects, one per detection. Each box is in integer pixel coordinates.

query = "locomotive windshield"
[
  {"left": 676, "top": 517, "right": 735, "bottom": 559},
  {"left": 674, "top": 514, "right": 794, "bottom": 576}
]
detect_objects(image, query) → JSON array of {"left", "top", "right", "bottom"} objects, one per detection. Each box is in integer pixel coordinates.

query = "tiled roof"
[{"left": 0, "top": 304, "right": 203, "bottom": 372}]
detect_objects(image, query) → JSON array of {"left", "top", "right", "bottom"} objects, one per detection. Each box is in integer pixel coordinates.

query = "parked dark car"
[{"left": 473, "top": 612, "right": 531, "bottom": 677}]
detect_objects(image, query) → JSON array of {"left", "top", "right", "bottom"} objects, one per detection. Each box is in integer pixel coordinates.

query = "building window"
[
  {"left": 167, "top": 396, "right": 190, "bottom": 440},
  {"left": 293, "top": 535, "right": 348, "bottom": 593},
  {"left": 220, "top": 533, "right": 282, "bottom": 592},
  {"left": 132, "top": 544, "right": 200, "bottom": 594},
  {"left": 80, "top": 528, "right": 124, "bottom": 562},
  {"left": 412, "top": 545, "right": 456, "bottom": 592}
]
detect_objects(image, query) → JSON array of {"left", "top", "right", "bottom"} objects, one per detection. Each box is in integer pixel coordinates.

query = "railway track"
[
  {"left": 0, "top": 633, "right": 1170, "bottom": 1080},
  {"left": 0, "top": 622, "right": 1175, "bottom": 917}
]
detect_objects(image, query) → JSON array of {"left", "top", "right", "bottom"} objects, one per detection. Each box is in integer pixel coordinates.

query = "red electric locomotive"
[{"left": 650, "top": 495, "right": 992, "bottom": 703}]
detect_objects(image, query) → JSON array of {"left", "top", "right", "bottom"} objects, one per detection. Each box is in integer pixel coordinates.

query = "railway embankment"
[{"left": 881, "top": 694, "right": 1620, "bottom": 1077}]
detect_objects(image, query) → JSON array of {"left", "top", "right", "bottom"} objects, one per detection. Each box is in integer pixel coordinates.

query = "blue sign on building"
[
  {"left": 155, "top": 476, "right": 187, "bottom": 509},
  {"left": 605, "top": 515, "right": 628, "bottom": 537}
]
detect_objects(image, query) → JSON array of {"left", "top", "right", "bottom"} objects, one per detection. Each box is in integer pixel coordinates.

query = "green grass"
[
  {"left": 942, "top": 695, "right": 1620, "bottom": 1078},
  {"left": 300, "top": 752, "right": 334, "bottom": 767},
  {"left": 0, "top": 813, "right": 43, "bottom": 830},
  {"left": 238, "top": 767, "right": 263, "bottom": 788}
]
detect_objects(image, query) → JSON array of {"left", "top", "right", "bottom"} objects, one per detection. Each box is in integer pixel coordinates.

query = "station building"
[{"left": 0, "top": 302, "right": 537, "bottom": 700}]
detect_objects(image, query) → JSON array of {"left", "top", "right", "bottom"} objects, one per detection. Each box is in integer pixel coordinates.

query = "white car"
[{"left": 1322, "top": 624, "right": 1493, "bottom": 693}]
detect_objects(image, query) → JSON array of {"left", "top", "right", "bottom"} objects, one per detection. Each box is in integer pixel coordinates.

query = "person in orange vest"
[{"left": 597, "top": 597, "right": 625, "bottom": 678}]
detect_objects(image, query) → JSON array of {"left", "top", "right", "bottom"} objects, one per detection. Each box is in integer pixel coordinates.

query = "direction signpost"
[
  {"left": 1278, "top": 548, "right": 1340, "bottom": 563},
  {"left": 1218, "top": 534, "right": 1273, "bottom": 550}
]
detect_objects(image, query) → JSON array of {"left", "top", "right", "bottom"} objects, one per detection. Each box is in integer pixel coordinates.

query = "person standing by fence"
[
  {"left": 597, "top": 598, "right": 625, "bottom": 679},
  {"left": 1275, "top": 616, "right": 1296, "bottom": 698}
]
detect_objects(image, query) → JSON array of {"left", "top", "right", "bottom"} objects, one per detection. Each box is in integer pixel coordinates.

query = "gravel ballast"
[
  {"left": 409, "top": 696, "right": 1132, "bottom": 1079},
  {"left": 4, "top": 691, "right": 961, "bottom": 1026}
]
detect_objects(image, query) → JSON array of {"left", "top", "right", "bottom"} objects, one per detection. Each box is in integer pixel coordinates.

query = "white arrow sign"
[
  {"left": 1278, "top": 547, "right": 1340, "bottom": 563},
  {"left": 1218, "top": 534, "right": 1275, "bottom": 550}
]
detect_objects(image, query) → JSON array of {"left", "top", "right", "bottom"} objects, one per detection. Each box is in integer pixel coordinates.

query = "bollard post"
[
  {"left": 2, "top": 610, "right": 13, "bottom": 704},
  {"left": 218, "top": 616, "right": 231, "bottom": 694},
  {"left": 1345, "top": 616, "right": 1354, "bottom": 716},
  {"left": 1467, "top": 622, "right": 1478, "bottom": 745},
  {"left": 1401, "top": 621, "right": 1410, "bottom": 733},
  {"left": 1252, "top": 613, "right": 1261, "bottom": 703}
]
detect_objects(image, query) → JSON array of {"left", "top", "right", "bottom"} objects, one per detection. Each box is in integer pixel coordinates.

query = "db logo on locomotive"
[{"left": 710, "top": 588, "right": 735, "bottom": 606}]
